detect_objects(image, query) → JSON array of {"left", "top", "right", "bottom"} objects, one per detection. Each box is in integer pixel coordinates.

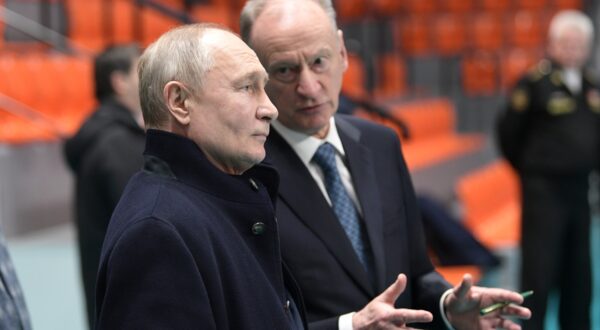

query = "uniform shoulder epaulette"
[{"left": 527, "top": 59, "right": 552, "bottom": 81}]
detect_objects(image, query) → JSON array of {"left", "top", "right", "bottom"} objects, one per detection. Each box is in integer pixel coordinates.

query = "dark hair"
[{"left": 93, "top": 44, "right": 141, "bottom": 101}]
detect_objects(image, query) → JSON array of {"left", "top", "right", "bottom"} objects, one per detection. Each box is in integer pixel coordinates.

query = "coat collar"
[{"left": 144, "top": 129, "right": 279, "bottom": 204}]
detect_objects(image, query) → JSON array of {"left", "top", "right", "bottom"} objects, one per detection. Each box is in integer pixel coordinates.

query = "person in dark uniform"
[
  {"left": 497, "top": 10, "right": 598, "bottom": 330},
  {"left": 63, "top": 44, "right": 144, "bottom": 329}
]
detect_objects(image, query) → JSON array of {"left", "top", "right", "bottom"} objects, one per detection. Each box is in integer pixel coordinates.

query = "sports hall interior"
[{"left": 0, "top": 0, "right": 598, "bottom": 329}]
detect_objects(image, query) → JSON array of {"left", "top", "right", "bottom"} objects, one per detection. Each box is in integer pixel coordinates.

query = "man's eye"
[
  {"left": 313, "top": 57, "right": 329, "bottom": 72},
  {"left": 273, "top": 66, "right": 297, "bottom": 82}
]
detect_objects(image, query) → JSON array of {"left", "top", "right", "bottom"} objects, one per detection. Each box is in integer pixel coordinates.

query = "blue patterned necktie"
[{"left": 313, "top": 142, "right": 372, "bottom": 273}]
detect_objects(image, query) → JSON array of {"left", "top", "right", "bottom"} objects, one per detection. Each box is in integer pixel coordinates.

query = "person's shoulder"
[
  {"left": 336, "top": 114, "right": 400, "bottom": 141},
  {"left": 108, "top": 173, "right": 201, "bottom": 231},
  {"left": 513, "top": 59, "right": 556, "bottom": 89}
]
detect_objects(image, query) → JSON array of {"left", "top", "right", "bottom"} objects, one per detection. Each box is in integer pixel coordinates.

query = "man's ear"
[
  {"left": 164, "top": 81, "right": 191, "bottom": 126},
  {"left": 337, "top": 29, "right": 349, "bottom": 72},
  {"left": 110, "top": 71, "right": 127, "bottom": 95}
]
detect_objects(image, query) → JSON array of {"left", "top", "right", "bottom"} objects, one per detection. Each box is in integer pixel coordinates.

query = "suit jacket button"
[
  {"left": 251, "top": 222, "right": 265, "bottom": 235},
  {"left": 284, "top": 300, "right": 290, "bottom": 312},
  {"left": 248, "top": 178, "right": 259, "bottom": 191}
]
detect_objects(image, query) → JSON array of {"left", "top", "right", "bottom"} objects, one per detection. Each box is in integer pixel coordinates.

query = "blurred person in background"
[
  {"left": 497, "top": 10, "right": 597, "bottom": 330},
  {"left": 0, "top": 234, "right": 31, "bottom": 329},
  {"left": 241, "top": 0, "right": 531, "bottom": 329},
  {"left": 95, "top": 23, "right": 305, "bottom": 329},
  {"left": 63, "top": 44, "right": 143, "bottom": 329}
]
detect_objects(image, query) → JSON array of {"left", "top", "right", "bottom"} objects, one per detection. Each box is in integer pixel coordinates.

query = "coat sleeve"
[
  {"left": 496, "top": 77, "right": 533, "bottom": 169},
  {"left": 95, "top": 218, "right": 216, "bottom": 330}
]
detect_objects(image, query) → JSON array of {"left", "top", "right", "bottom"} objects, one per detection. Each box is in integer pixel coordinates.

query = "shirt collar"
[{"left": 271, "top": 117, "right": 346, "bottom": 166}]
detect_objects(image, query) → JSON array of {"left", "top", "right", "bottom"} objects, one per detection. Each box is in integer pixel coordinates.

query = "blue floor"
[{"left": 5, "top": 218, "right": 600, "bottom": 330}]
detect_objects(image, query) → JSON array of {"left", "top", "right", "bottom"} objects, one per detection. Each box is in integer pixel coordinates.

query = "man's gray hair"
[
  {"left": 240, "top": 0, "right": 338, "bottom": 44},
  {"left": 548, "top": 10, "right": 594, "bottom": 42},
  {"left": 138, "top": 23, "right": 226, "bottom": 128}
]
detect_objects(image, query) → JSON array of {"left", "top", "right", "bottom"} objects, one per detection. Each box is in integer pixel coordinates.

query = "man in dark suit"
[
  {"left": 63, "top": 44, "right": 144, "bottom": 329},
  {"left": 95, "top": 23, "right": 304, "bottom": 329},
  {"left": 241, "top": 0, "right": 531, "bottom": 329},
  {"left": 497, "top": 10, "right": 597, "bottom": 330}
]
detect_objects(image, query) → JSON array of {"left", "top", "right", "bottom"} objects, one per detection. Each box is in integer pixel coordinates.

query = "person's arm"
[
  {"left": 496, "top": 78, "right": 533, "bottom": 169},
  {"left": 96, "top": 218, "right": 216, "bottom": 329}
]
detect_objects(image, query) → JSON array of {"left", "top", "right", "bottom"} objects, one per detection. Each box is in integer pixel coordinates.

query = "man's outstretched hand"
[
  {"left": 352, "top": 274, "right": 433, "bottom": 330},
  {"left": 444, "top": 274, "right": 532, "bottom": 330}
]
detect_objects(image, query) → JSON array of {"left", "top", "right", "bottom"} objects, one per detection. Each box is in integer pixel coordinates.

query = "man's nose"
[
  {"left": 296, "top": 69, "right": 321, "bottom": 97},
  {"left": 257, "top": 91, "right": 278, "bottom": 121}
]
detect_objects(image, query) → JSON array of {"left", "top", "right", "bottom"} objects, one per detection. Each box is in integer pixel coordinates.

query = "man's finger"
[
  {"left": 377, "top": 273, "right": 407, "bottom": 304},
  {"left": 387, "top": 308, "right": 433, "bottom": 325},
  {"left": 453, "top": 273, "right": 473, "bottom": 300},
  {"left": 499, "top": 304, "right": 532, "bottom": 319}
]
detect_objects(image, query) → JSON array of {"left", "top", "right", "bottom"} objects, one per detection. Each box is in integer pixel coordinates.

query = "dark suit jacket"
[
  {"left": 266, "top": 115, "right": 451, "bottom": 329},
  {"left": 96, "top": 129, "right": 305, "bottom": 329}
]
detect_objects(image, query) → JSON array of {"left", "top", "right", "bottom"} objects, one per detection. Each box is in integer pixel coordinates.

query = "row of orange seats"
[
  {"left": 0, "top": 54, "right": 95, "bottom": 143},
  {"left": 462, "top": 48, "right": 542, "bottom": 96},
  {"left": 342, "top": 45, "right": 541, "bottom": 101},
  {"left": 335, "top": 0, "right": 582, "bottom": 20},
  {"left": 66, "top": 0, "right": 242, "bottom": 52},
  {"left": 397, "top": 10, "right": 553, "bottom": 57}
]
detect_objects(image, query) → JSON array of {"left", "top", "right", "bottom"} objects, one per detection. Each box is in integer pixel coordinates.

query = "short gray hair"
[
  {"left": 548, "top": 10, "right": 594, "bottom": 43},
  {"left": 240, "top": 0, "right": 338, "bottom": 44},
  {"left": 138, "top": 23, "right": 227, "bottom": 128}
]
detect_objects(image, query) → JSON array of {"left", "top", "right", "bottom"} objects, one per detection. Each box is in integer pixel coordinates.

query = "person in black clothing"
[
  {"left": 497, "top": 10, "right": 597, "bottom": 330},
  {"left": 63, "top": 44, "right": 143, "bottom": 329}
]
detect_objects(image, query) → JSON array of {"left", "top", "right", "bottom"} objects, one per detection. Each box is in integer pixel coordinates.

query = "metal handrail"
[
  {"left": 0, "top": 5, "right": 93, "bottom": 56},
  {"left": 0, "top": 93, "right": 67, "bottom": 139}
]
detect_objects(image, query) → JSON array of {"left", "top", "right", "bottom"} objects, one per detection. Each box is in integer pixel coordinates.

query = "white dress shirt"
[{"left": 563, "top": 68, "right": 582, "bottom": 95}]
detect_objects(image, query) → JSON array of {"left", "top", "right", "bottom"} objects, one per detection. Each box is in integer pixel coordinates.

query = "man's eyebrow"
[{"left": 232, "top": 70, "right": 268, "bottom": 85}]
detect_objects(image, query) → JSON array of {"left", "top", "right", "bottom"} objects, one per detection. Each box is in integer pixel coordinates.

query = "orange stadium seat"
[
  {"left": 334, "top": 0, "right": 367, "bottom": 21},
  {"left": 433, "top": 14, "right": 467, "bottom": 56},
  {"left": 462, "top": 51, "right": 499, "bottom": 96},
  {"left": 515, "top": 0, "right": 548, "bottom": 10},
  {"left": 554, "top": 0, "right": 583, "bottom": 9},
  {"left": 26, "top": 55, "right": 64, "bottom": 118},
  {"left": 456, "top": 160, "right": 521, "bottom": 249},
  {"left": 140, "top": 7, "right": 182, "bottom": 46},
  {"left": 471, "top": 13, "right": 504, "bottom": 52},
  {"left": 371, "top": 0, "right": 402, "bottom": 17},
  {"left": 480, "top": 0, "right": 511, "bottom": 13},
  {"left": 402, "top": 0, "right": 437, "bottom": 15},
  {"left": 111, "top": 0, "right": 136, "bottom": 44},
  {"left": 191, "top": 4, "right": 233, "bottom": 28},
  {"left": 500, "top": 48, "right": 541, "bottom": 90},
  {"left": 65, "top": 0, "right": 105, "bottom": 51},
  {"left": 440, "top": 0, "right": 474, "bottom": 14},
  {"left": 341, "top": 53, "right": 367, "bottom": 100},
  {"left": 60, "top": 57, "right": 95, "bottom": 135},
  {"left": 373, "top": 53, "right": 407, "bottom": 100},
  {"left": 395, "top": 16, "right": 430, "bottom": 57},
  {"left": 506, "top": 11, "right": 544, "bottom": 49}
]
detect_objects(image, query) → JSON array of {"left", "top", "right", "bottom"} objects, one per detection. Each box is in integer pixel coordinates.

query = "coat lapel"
[
  {"left": 336, "top": 117, "right": 387, "bottom": 293},
  {"left": 266, "top": 129, "right": 374, "bottom": 296}
]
